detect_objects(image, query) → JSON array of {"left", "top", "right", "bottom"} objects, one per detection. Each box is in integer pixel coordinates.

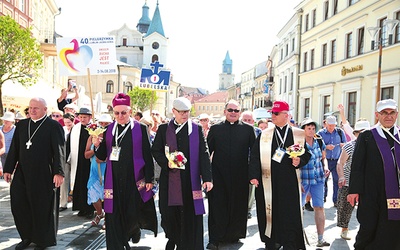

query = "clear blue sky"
[{"left": 55, "top": 0, "right": 301, "bottom": 92}]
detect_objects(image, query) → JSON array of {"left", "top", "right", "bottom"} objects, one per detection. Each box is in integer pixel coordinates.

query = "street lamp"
[{"left": 367, "top": 19, "right": 399, "bottom": 108}]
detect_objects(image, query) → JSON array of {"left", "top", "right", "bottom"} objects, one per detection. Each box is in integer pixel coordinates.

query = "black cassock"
[
  {"left": 151, "top": 122, "right": 212, "bottom": 250},
  {"left": 349, "top": 129, "right": 400, "bottom": 249},
  {"left": 96, "top": 123, "right": 157, "bottom": 249},
  {"left": 4, "top": 116, "right": 65, "bottom": 248},
  {"left": 67, "top": 125, "right": 93, "bottom": 213},
  {"left": 206, "top": 120, "right": 256, "bottom": 243},
  {"left": 249, "top": 125, "right": 310, "bottom": 249}
]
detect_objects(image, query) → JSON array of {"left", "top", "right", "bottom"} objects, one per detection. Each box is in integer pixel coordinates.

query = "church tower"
[
  {"left": 142, "top": 1, "right": 168, "bottom": 70},
  {"left": 136, "top": 0, "right": 152, "bottom": 34},
  {"left": 219, "top": 51, "right": 235, "bottom": 90}
]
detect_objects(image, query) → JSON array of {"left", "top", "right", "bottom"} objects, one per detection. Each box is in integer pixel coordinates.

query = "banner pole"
[{"left": 87, "top": 68, "right": 96, "bottom": 124}]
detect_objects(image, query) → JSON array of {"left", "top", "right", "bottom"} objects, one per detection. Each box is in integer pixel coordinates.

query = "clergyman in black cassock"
[
  {"left": 206, "top": 100, "right": 256, "bottom": 248},
  {"left": 249, "top": 100, "right": 310, "bottom": 250},
  {"left": 3, "top": 97, "right": 65, "bottom": 249},
  {"left": 94, "top": 93, "right": 157, "bottom": 249},
  {"left": 151, "top": 97, "right": 213, "bottom": 250},
  {"left": 348, "top": 99, "right": 400, "bottom": 249}
]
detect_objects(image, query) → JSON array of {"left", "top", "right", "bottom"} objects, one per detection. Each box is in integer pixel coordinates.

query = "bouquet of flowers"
[
  {"left": 167, "top": 151, "right": 187, "bottom": 170},
  {"left": 286, "top": 143, "right": 305, "bottom": 158},
  {"left": 85, "top": 123, "right": 106, "bottom": 137}
]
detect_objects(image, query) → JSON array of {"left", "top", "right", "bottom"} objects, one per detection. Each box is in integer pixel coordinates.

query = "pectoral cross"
[
  {"left": 266, "top": 204, "right": 272, "bottom": 215},
  {"left": 26, "top": 140, "right": 32, "bottom": 149}
]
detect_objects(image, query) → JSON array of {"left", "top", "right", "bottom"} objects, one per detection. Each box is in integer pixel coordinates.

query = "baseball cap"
[
  {"left": 270, "top": 101, "right": 289, "bottom": 113},
  {"left": 353, "top": 120, "right": 370, "bottom": 132},
  {"left": 376, "top": 99, "right": 397, "bottom": 112},
  {"left": 325, "top": 115, "right": 337, "bottom": 125}
]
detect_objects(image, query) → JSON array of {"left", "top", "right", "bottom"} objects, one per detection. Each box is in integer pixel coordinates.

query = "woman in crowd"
[
  {"left": 0, "top": 112, "right": 16, "bottom": 168},
  {"left": 85, "top": 114, "right": 112, "bottom": 227}
]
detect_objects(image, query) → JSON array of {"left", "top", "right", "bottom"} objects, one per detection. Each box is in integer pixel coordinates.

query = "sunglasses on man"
[{"left": 226, "top": 108, "right": 240, "bottom": 113}]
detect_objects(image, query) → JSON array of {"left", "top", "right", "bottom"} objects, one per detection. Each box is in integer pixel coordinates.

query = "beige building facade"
[{"left": 296, "top": 0, "right": 400, "bottom": 126}]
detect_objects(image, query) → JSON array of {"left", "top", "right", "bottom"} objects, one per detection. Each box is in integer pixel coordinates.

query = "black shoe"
[
  {"left": 85, "top": 211, "right": 94, "bottom": 219},
  {"left": 206, "top": 242, "right": 218, "bottom": 249},
  {"left": 59, "top": 207, "right": 67, "bottom": 212},
  {"left": 15, "top": 239, "right": 31, "bottom": 250},
  {"left": 77, "top": 210, "right": 86, "bottom": 216},
  {"left": 132, "top": 230, "right": 141, "bottom": 243},
  {"left": 304, "top": 202, "right": 314, "bottom": 211}
]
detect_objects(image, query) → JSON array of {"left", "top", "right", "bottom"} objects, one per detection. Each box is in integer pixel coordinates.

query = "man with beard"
[
  {"left": 3, "top": 97, "right": 65, "bottom": 250},
  {"left": 152, "top": 97, "right": 213, "bottom": 250},
  {"left": 93, "top": 93, "right": 157, "bottom": 249},
  {"left": 348, "top": 99, "right": 400, "bottom": 249},
  {"left": 206, "top": 99, "right": 256, "bottom": 249},
  {"left": 249, "top": 100, "right": 310, "bottom": 250}
]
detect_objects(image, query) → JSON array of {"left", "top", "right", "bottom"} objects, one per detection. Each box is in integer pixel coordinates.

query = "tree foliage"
[
  {"left": 0, "top": 15, "right": 43, "bottom": 115},
  {"left": 128, "top": 86, "right": 159, "bottom": 112}
]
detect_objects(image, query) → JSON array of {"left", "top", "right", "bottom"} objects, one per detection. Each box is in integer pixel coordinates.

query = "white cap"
[
  {"left": 325, "top": 115, "right": 337, "bottom": 125},
  {"left": 354, "top": 120, "right": 370, "bottom": 132},
  {"left": 1, "top": 112, "right": 15, "bottom": 122},
  {"left": 376, "top": 99, "right": 397, "bottom": 112},
  {"left": 98, "top": 113, "right": 113, "bottom": 123},
  {"left": 173, "top": 97, "right": 191, "bottom": 111},
  {"left": 199, "top": 113, "right": 209, "bottom": 120}
]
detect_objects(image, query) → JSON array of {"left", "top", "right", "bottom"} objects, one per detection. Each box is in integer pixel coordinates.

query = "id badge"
[
  {"left": 110, "top": 146, "right": 121, "bottom": 161},
  {"left": 272, "top": 148, "right": 285, "bottom": 163}
]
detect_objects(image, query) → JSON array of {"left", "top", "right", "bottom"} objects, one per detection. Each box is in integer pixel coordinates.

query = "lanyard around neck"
[
  {"left": 115, "top": 122, "right": 130, "bottom": 147},
  {"left": 275, "top": 126, "right": 289, "bottom": 149}
]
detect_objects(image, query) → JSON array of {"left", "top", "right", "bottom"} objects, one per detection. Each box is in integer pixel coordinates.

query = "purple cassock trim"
[
  {"left": 104, "top": 120, "right": 152, "bottom": 213},
  {"left": 166, "top": 119, "right": 205, "bottom": 215},
  {"left": 371, "top": 128, "right": 400, "bottom": 220}
]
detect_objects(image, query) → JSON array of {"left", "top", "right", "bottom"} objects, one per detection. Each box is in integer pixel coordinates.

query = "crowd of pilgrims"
[{"left": 1, "top": 94, "right": 399, "bottom": 250}]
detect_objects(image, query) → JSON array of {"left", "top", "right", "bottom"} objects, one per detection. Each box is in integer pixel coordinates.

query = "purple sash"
[
  {"left": 104, "top": 120, "right": 152, "bottom": 213},
  {"left": 371, "top": 127, "right": 400, "bottom": 220},
  {"left": 166, "top": 119, "right": 205, "bottom": 215}
]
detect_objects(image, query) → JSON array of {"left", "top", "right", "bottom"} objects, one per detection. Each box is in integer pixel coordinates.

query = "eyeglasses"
[
  {"left": 113, "top": 110, "right": 128, "bottom": 116},
  {"left": 174, "top": 109, "right": 189, "bottom": 115},
  {"left": 272, "top": 111, "right": 287, "bottom": 116},
  {"left": 52, "top": 114, "right": 61, "bottom": 118},
  {"left": 379, "top": 111, "right": 397, "bottom": 117},
  {"left": 226, "top": 108, "right": 240, "bottom": 113}
]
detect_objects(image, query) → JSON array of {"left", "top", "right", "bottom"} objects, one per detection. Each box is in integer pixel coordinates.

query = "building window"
[
  {"left": 357, "top": 27, "right": 364, "bottom": 55},
  {"left": 106, "top": 80, "right": 114, "bottom": 93},
  {"left": 285, "top": 44, "right": 289, "bottom": 56},
  {"left": 291, "top": 38, "right": 295, "bottom": 52},
  {"left": 122, "top": 38, "right": 127, "bottom": 46},
  {"left": 303, "top": 52, "right": 308, "bottom": 72},
  {"left": 305, "top": 14, "right": 309, "bottom": 32},
  {"left": 120, "top": 56, "right": 127, "bottom": 63},
  {"left": 348, "top": 92, "right": 357, "bottom": 126},
  {"left": 125, "top": 82, "right": 132, "bottom": 92},
  {"left": 331, "top": 39, "right": 337, "bottom": 63},
  {"left": 304, "top": 98, "right": 310, "bottom": 118},
  {"left": 280, "top": 49, "right": 283, "bottom": 60},
  {"left": 381, "top": 87, "right": 394, "bottom": 100},
  {"left": 20, "top": 0, "right": 25, "bottom": 12},
  {"left": 348, "top": 0, "right": 358, "bottom": 6},
  {"left": 324, "top": 1, "right": 329, "bottom": 21},
  {"left": 284, "top": 76, "right": 287, "bottom": 93},
  {"left": 312, "top": 9, "right": 316, "bottom": 28},
  {"left": 290, "top": 72, "right": 294, "bottom": 91},
  {"left": 310, "top": 49, "right": 315, "bottom": 70},
  {"left": 215, "top": 106, "right": 218, "bottom": 111},
  {"left": 379, "top": 17, "right": 388, "bottom": 45},
  {"left": 152, "top": 54, "right": 159, "bottom": 63},
  {"left": 346, "top": 32, "right": 353, "bottom": 59},
  {"left": 395, "top": 11, "right": 400, "bottom": 44},
  {"left": 279, "top": 79, "right": 282, "bottom": 94},
  {"left": 322, "top": 43, "right": 327, "bottom": 66},
  {"left": 333, "top": 0, "right": 338, "bottom": 15},
  {"left": 198, "top": 106, "right": 201, "bottom": 110},
  {"left": 323, "top": 96, "right": 330, "bottom": 115}
]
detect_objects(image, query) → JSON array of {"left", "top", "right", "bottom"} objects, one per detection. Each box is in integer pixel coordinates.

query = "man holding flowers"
[
  {"left": 93, "top": 93, "right": 157, "bottom": 249},
  {"left": 249, "top": 100, "right": 311, "bottom": 250},
  {"left": 151, "top": 97, "right": 213, "bottom": 250}
]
